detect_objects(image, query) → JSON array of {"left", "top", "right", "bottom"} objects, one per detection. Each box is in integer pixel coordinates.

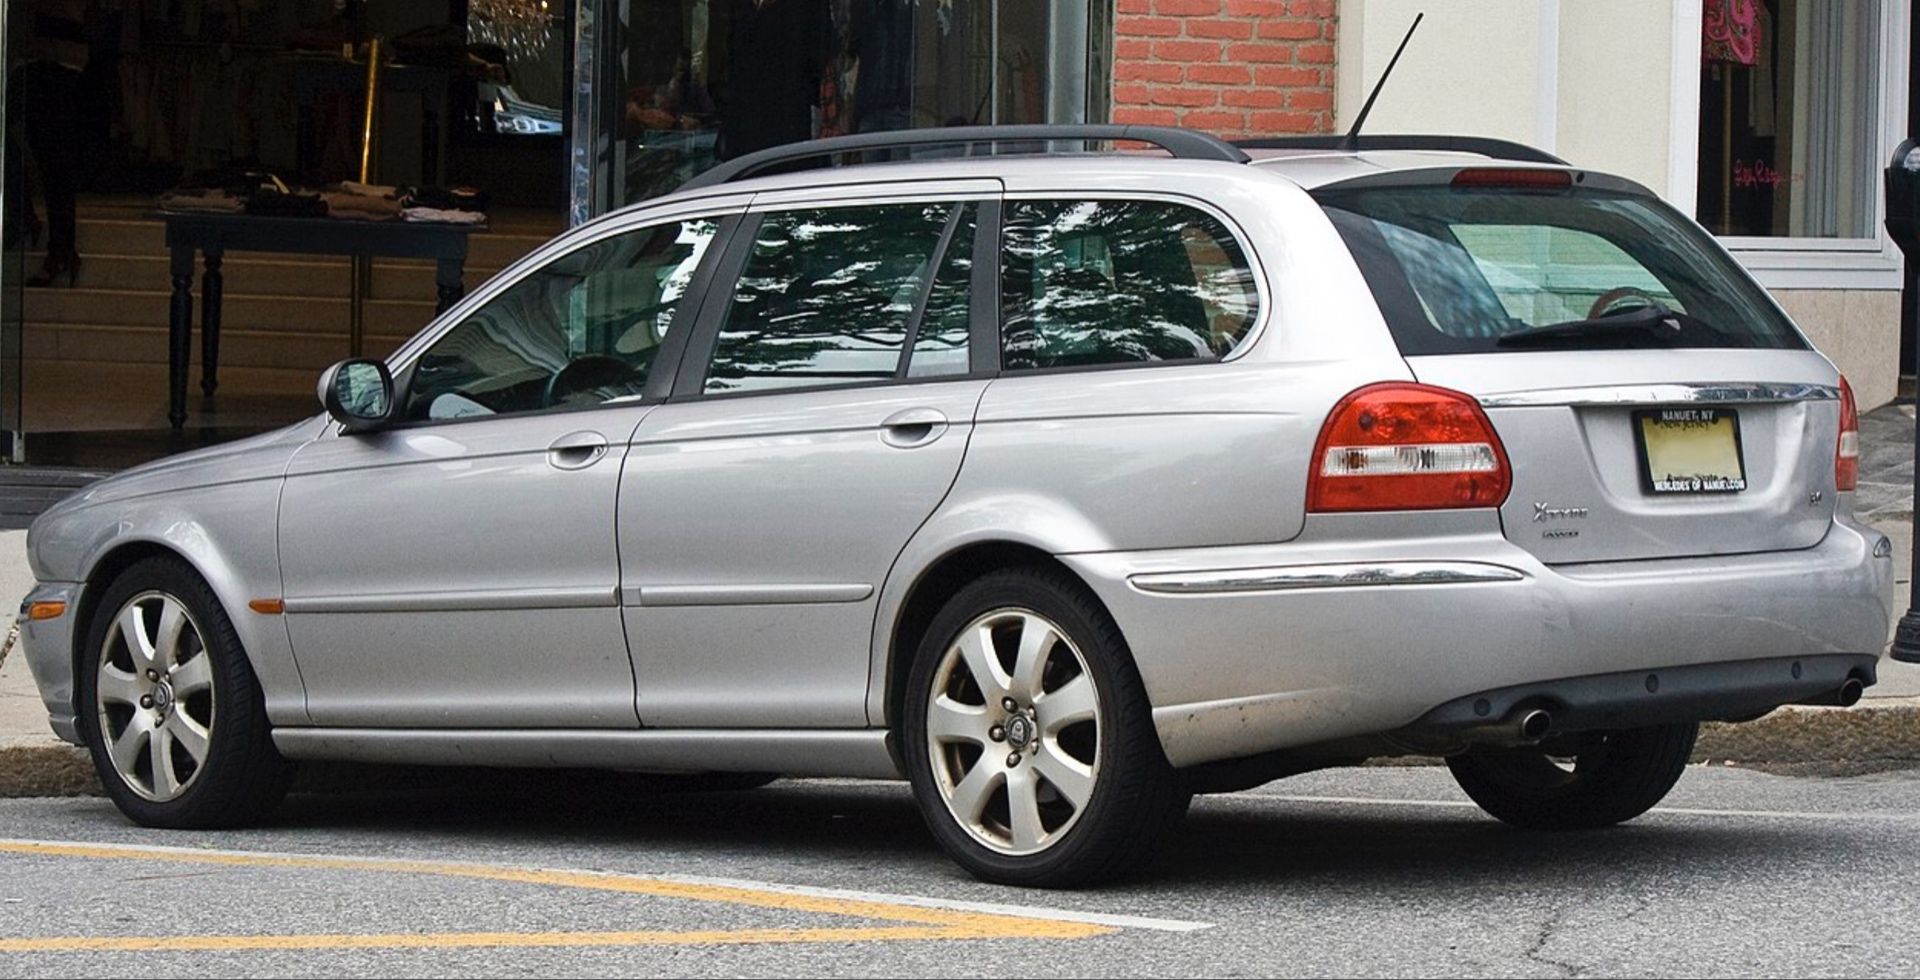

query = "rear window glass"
[
  {"left": 1317, "top": 186, "right": 1807, "bottom": 355},
  {"left": 1001, "top": 199, "right": 1259, "bottom": 370}
]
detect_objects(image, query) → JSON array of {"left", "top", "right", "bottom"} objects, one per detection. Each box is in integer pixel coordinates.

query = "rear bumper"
[
  {"left": 1401, "top": 653, "right": 1876, "bottom": 744},
  {"left": 1063, "top": 516, "right": 1894, "bottom": 768}
]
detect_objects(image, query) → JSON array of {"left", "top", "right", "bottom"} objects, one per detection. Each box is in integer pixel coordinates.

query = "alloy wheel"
[
  {"left": 95, "top": 591, "right": 216, "bottom": 801},
  {"left": 925, "top": 608, "right": 1101, "bottom": 856}
]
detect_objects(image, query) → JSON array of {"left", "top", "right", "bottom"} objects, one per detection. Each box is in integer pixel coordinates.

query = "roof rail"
[
  {"left": 680, "top": 125, "right": 1252, "bottom": 190},
  {"left": 1234, "top": 135, "right": 1568, "bottom": 166}
]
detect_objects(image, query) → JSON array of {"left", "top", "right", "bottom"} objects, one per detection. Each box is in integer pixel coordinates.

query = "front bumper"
[
  {"left": 1063, "top": 516, "right": 1894, "bottom": 768},
  {"left": 18, "top": 582, "right": 82, "bottom": 745}
]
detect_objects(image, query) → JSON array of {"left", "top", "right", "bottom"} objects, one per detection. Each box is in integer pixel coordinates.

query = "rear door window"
[
  {"left": 1318, "top": 185, "right": 1806, "bottom": 354},
  {"left": 702, "top": 201, "right": 975, "bottom": 394},
  {"left": 1000, "top": 199, "right": 1259, "bottom": 371}
]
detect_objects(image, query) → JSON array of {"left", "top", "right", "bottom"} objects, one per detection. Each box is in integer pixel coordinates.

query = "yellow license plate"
[{"left": 1633, "top": 408, "right": 1747, "bottom": 494}]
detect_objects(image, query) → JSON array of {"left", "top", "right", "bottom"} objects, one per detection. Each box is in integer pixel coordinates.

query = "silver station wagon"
[{"left": 18, "top": 126, "right": 1893, "bottom": 886}]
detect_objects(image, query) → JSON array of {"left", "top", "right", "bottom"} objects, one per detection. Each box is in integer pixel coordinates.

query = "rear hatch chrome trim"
[{"left": 1478, "top": 382, "right": 1840, "bottom": 409}]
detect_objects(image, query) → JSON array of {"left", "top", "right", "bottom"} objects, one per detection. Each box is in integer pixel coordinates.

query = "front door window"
[{"left": 405, "top": 217, "right": 719, "bottom": 421}]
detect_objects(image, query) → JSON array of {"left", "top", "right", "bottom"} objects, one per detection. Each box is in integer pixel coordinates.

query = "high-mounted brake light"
[
  {"left": 1308, "top": 382, "right": 1512, "bottom": 512},
  {"left": 1836, "top": 376, "right": 1859, "bottom": 492},
  {"left": 1450, "top": 168, "right": 1574, "bottom": 189}
]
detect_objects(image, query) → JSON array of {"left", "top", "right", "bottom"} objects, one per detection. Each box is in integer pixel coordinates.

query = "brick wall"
[{"left": 1110, "top": 0, "right": 1337, "bottom": 137}]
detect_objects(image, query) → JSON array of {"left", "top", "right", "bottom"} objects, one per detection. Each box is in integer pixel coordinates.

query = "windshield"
[{"left": 1316, "top": 185, "right": 1808, "bottom": 355}]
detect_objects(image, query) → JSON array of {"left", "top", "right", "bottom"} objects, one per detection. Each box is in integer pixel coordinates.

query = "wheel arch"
[
  {"left": 876, "top": 539, "right": 1109, "bottom": 747},
  {"left": 69, "top": 528, "right": 307, "bottom": 727}
]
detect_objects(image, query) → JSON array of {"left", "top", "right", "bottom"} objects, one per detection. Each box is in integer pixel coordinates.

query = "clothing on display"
[
  {"left": 402, "top": 206, "right": 486, "bottom": 224},
  {"left": 719, "top": 0, "right": 833, "bottom": 159},
  {"left": 158, "top": 169, "right": 488, "bottom": 224}
]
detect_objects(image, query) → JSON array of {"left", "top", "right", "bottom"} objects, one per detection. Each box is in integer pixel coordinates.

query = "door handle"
[
  {"left": 880, "top": 408, "right": 948, "bottom": 448},
  {"left": 547, "top": 430, "right": 610, "bottom": 470}
]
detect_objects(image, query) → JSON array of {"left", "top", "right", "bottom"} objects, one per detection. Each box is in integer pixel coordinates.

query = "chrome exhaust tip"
[{"left": 1516, "top": 708, "right": 1553, "bottom": 742}]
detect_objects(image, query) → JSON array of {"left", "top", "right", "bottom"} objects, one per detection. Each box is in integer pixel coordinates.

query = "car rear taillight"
[
  {"left": 1836, "top": 376, "right": 1859, "bottom": 492},
  {"left": 1308, "top": 382, "right": 1512, "bottom": 512},
  {"left": 1450, "top": 167, "right": 1574, "bottom": 190}
]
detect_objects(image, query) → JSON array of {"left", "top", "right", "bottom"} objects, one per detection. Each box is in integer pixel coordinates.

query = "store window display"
[
  {"left": 614, "top": 0, "right": 1103, "bottom": 205},
  {"left": 1695, "top": 0, "right": 1881, "bottom": 239}
]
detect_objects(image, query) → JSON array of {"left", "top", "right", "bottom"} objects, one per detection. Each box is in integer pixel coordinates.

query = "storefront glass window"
[
  {"left": 1696, "top": 0, "right": 1881, "bottom": 239},
  {"left": 470, "top": 0, "right": 571, "bottom": 135},
  {"left": 600, "top": 0, "right": 1104, "bottom": 209}
]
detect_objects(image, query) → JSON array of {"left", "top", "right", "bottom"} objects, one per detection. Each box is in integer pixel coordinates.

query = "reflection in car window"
[
  {"left": 1001, "top": 199, "right": 1259, "bottom": 371},
  {"left": 1448, "top": 224, "right": 1676, "bottom": 327},
  {"left": 405, "top": 218, "right": 718, "bottom": 421},
  {"left": 1317, "top": 187, "right": 1806, "bottom": 354},
  {"left": 907, "top": 203, "right": 976, "bottom": 379},
  {"left": 704, "top": 203, "right": 959, "bottom": 394}
]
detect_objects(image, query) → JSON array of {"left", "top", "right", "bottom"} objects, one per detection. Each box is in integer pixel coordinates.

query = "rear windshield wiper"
[{"left": 1494, "top": 305, "right": 1731, "bottom": 348}]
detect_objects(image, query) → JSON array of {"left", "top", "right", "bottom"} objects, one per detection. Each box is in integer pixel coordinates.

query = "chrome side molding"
[
  {"left": 624, "top": 583, "right": 875, "bottom": 607},
  {"left": 1477, "top": 382, "right": 1840, "bottom": 408},
  {"left": 282, "top": 585, "right": 619, "bottom": 614},
  {"left": 1129, "top": 560, "right": 1528, "bottom": 595}
]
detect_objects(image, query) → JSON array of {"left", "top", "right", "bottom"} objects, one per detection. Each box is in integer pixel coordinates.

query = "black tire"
[
  {"left": 1446, "top": 722, "right": 1698, "bottom": 830},
  {"left": 75, "top": 556, "right": 293, "bottom": 828},
  {"left": 902, "top": 566, "right": 1190, "bottom": 887}
]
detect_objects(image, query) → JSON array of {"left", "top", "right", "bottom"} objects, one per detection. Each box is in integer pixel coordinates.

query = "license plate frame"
[{"left": 1632, "top": 407, "right": 1748, "bottom": 495}]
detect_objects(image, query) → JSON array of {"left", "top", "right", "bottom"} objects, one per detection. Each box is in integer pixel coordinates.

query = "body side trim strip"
[
  {"left": 1130, "top": 560, "right": 1527, "bottom": 595},
  {"left": 623, "top": 583, "right": 875, "bottom": 607},
  {"left": 283, "top": 586, "right": 618, "bottom": 614}
]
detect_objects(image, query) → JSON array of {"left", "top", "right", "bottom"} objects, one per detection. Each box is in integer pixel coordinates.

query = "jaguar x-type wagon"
[{"left": 18, "top": 126, "right": 1894, "bottom": 886}]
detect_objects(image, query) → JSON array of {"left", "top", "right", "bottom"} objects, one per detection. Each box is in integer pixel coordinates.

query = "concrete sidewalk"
[{"left": 2, "top": 460, "right": 1919, "bottom": 795}]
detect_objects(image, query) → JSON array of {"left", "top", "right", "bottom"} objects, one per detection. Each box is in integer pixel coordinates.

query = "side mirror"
[{"left": 318, "top": 359, "right": 395, "bottom": 434}]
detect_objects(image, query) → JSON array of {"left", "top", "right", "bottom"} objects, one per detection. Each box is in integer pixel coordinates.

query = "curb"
[
  {"left": 0, "top": 701, "right": 1914, "bottom": 799},
  {"left": 1693, "top": 700, "right": 1920, "bottom": 769},
  {"left": 0, "top": 743, "right": 97, "bottom": 797}
]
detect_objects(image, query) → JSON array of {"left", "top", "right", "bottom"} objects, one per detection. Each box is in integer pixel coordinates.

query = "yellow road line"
[
  {"left": 0, "top": 839, "right": 1112, "bottom": 951},
  {"left": 0, "top": 927, "right": 994, "bottom": 954}
]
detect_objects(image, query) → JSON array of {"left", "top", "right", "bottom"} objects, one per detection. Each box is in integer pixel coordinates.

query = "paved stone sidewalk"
[{"left": 1857, "top": 403, "right": 1920, "bottom": 698}]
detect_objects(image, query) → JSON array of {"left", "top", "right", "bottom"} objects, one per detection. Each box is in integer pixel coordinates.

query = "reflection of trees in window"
[
  {"left": 706, "top": 203, "right": 959, "bottom": 392},
  {"left": 909, "top": 204, "right": 977, "bottom": 378},
  {"left": 1002, "top": 200, "right": 1258, "bottom": 370}
]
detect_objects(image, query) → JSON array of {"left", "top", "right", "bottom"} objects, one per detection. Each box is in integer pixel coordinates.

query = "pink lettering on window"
[{"left": 1733, "top": 160, "right": 1800, "bottom": 188}]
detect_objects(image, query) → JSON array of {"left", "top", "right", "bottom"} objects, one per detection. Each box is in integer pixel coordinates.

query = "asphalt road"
[{"left": 0, "top": 764, "right": 1915, "bottom": 978}]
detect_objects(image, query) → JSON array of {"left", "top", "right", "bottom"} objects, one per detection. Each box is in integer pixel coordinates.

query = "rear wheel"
[
  {"left": 902, "top": 567, "right": 1188, "bottom": 887},
  {"left": 76, "top": 557, "right": 293, "bottom": 828},
  {"left": 1446, "top": 722, "right": 1698, "bottom": 830}
]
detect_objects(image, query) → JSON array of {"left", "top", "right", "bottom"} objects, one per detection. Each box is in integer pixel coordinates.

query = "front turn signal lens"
[{"left": 26, "top": 601, "right": 66, "bottom": 621}]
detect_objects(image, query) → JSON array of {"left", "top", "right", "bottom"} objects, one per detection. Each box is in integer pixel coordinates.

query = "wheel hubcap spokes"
[
  {"left": 927, "top": 609, "right": 1101, "bottom": 856},
  {"left": 96, "top": 592, "right": 215, "bottom": 801}
]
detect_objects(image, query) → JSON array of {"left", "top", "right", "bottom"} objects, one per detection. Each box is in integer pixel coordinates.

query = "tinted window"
[
  {"left": 908, "top": 203, "right": 977, "bottom": 379},
  {"left": 405, "top": 218, "right": 718, "bottom": 421},
  {"left": 1317, "top": 186, "right": 1807, "bottom": 354},
  {"left": 1001, "top": 199, "right": 1259, "bottom": 371},
  {"left": 705, "top": 202, "right": 965, "bottom": 394}
]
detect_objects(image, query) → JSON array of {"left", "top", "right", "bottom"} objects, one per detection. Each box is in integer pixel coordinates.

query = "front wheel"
[
  {"left": 1447, "top": 722, "right": 1698, "bottom": 830},
  {"left": 902, "top": 567, "right": 1188, "bottom": 887},
  {"left": 76, "top": 557, "right": 293, "bottom": 828}
]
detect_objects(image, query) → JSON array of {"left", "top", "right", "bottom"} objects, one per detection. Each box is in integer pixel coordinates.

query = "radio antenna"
[{"left": 1342, "top": 12, "right": 1424, "bottom": 151}]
